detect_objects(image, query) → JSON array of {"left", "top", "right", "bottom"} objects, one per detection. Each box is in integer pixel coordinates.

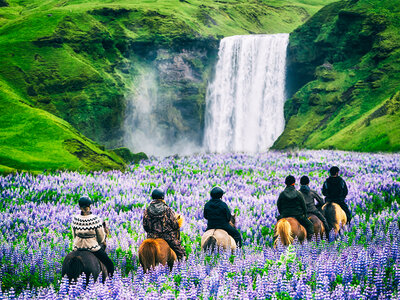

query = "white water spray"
[{"left": 203, "top": 34, "right": 289, "bottom": 153}]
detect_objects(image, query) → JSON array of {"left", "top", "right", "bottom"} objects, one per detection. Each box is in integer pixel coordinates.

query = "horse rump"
[
  {"left": 139, "top": 239, "right": 158, "bottom": 273},
  {"left": 274, "top": 218, "right": 293, "bottom": 247},
  {"left": 62, "top": 253, "right": 84, "bottom": 282},
  {"left": 203, "top": 236, "right": 217, "bottom": 252},
  {"left": 323, "top": 202, "right": 347, "bottom": 234}
]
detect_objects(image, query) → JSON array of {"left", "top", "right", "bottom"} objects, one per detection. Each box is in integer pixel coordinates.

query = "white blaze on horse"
[{"left": 201, "top": 214, "right": 237, "bottom": 252}]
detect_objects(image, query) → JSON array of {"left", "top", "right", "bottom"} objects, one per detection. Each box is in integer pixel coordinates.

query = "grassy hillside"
[
  {"left": 274, "top": 0, "right": 400, "bottom": 152},
  {"left": 0, "top": 0, "right": 336, "bottom": 171},
  {"left": 0, "top": 79, "right": 125, "bottom": 173}
]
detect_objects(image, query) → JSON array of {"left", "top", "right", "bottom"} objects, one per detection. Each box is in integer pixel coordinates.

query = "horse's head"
[{"left": 229, "top": 213, "right": 236, "bottom": 228}]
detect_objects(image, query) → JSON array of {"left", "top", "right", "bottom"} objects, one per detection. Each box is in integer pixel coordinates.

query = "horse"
[
  {"left": 308, "top": 214, "right": 326, "bottom": 239},
  {"left": 200, "top": 214, "right": 237, "bottom": 252},
  {"left": 138, "top": 214, "right": 184, "bottom": 273},
  {"left": 62, "top": 250, "right": 107, "bottom": 283},
  {"left": 273, "top": 217, "right": 306, "bottom": 247},
  {"left": 322, "top": 202, "right": 347, "bottom": 234},
  {"left": 274, "top": 213, "right": 327, "bottom": 247},
  {"left": 62, "top": 221, "right": 110, "bottom": 283}
]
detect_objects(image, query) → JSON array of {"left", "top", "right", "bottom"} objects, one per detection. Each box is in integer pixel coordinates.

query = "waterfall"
[{"left": 203, "top": 34, "right": 289, "bottom": 153}]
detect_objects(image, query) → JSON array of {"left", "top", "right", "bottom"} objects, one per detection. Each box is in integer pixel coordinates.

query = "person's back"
[
  {"left": 322, "top": 166, "right": 351, "bottom": 223},
  {"left": 277, "top": 175, "right": 314, "bottom": 240},
  {"left": 204, "top": 187, "right": 242, "bottom": 247},
  {"left": 143, "top": 189, "right": 186, "bottom": 260},
  {"left": 299, "top": 176, "right": 330, "bottom": 237},
  {"left": 71, "top": 196, "right": 114, "bottom": 276}
]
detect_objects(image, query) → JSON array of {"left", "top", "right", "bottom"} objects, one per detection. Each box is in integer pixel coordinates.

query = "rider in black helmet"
[
  {"left": 322, "top": 166, "right": 351, "bottom": 223},
  {"left": 143, "top": 188, "right": 186, "bottom": 260},
  {"left": 71, "top": 196, "right": 114, "bottom": 276},
  {"left": 299, "top": 175, "right": 331, "bottom": 237},
  {"left": 277, "top": 175, "right": 315, "bottom": 240},
  {"left": 203, "top": 186, "right": 242, "bottom": 247}
]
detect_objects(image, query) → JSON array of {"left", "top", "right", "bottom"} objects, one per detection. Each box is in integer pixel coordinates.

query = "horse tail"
[
  {"left": 67, "top": 256, "right": 84, "bottom": 281},
  {"left": 203, "top": 236, "right": 217, "bottom": 252},
  {"left": 139, "top": 240, "right": 158, "bottom": 272},
  {"left": 323, "top": 203, "right": 345, "bottom": 233},
  {"left": 274, "top": 218, "right": 293, "bottom": 246}
]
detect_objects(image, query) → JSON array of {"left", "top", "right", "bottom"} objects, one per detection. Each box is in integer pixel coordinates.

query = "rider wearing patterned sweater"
[{"left": 71, "top": 196, "right": 114, "bottom": 276}]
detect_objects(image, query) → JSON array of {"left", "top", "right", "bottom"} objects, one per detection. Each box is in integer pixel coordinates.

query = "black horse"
[{"left": 61, "top": 250, "right": 108, "bottom": 283}]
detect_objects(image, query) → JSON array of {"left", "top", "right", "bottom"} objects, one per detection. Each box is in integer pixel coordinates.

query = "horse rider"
[
  {"left": 277, "top": 175, "right": 314, "bottom": 240},
  {"left": 203, "top": 186, "right": 242, "bottom": 247},
  {"left": 299, "top": 175, "right": 331, "bottom": 237},
  {"left": 71, "top": 196, "right": 114, "bottom": 276},
  {"left": 322, "top": 166, "right": 352, "bottom": 223},
  {"left": 143, "top": 188, "right": 186, "bottom": 260}
]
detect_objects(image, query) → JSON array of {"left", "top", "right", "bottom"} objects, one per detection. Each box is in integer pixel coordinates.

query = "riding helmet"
[
  {"left": 329, "top": 166, "right": 340, "bottom": 176},
  {"left": 78, "top": 196, "right": 92, "bottom": 208},
  {"left": 285, "top": 175, "right": 296, "bottom": 186},
  {"left": 210, "top": 186, "right": 224, "bottom": 199},
  {"left": 151, "top": 188, "right": 165, "bottom": 200},
  {"left": 300, "top": 175, "right": 310, "bottom": 185}
]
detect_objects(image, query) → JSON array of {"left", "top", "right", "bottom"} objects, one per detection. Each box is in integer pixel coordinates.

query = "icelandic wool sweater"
[{"left": 71, "top": 213, "right": 105, "bottom": 252}]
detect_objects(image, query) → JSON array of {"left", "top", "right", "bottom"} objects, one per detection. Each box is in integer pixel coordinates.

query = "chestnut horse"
[
  {"left": 274, "top": 217, "right": 306, "bottom": 246},
  {"left": 138, "top": 215, "right": 184, "bottom": 272},
  {"left": 201, "top": 214, "right": 237, "bottom": 252},
  {"left": 322, "top": 202, "right": 347, "bottom": 234},
  {"left": 309, "top": 214, "right": 326, "bottom": 239},
  {"left": 274, "top": 214, "right": 325, "bottom": 247}
]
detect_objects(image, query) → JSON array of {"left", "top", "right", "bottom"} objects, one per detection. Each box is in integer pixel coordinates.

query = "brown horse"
[
  {"left": 322, "top": 202, "right": 347, "bottom": 234},
  {"left": 274, "top": 217, "right": 306, "bottom": 247},
  {"left": 308, "top": 214, "right": 326, "bottom": 239},
  {"left": 138, "top": 214, "right": 184, "bottom": 272},
  {"left": 201, "top": 214, "right": 237, "bottom": 252}
]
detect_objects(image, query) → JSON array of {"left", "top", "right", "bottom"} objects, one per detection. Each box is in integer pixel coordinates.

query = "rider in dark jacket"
[
  {"left": 204, "top": 187, "right": 242, "bottom": 247},
  {"left": 322, "top": 166, "right": 352, "bottom": 223},
  {"left": 143, "top": 189, "right": 186, "bottom": 260},
  {"left": 277, "top": 175, "right": 314, "bottom": 240},
  {"left": 299, "top": 176, "right": 330, "bottom": 237}
]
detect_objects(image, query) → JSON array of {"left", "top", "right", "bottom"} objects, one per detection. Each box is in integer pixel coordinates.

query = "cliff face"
[
  {"left": 0, "top": 0, "right": 335, "bottom": 170},
  {"left": 274, "top": 0, "right": 400, "bottom": 152},
  {"left": 124, "top": 38, "right": 219, "bottom": 152}
]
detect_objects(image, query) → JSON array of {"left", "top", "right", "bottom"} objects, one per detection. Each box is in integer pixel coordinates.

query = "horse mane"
[
  {"left": 274, "top": 218, "right": 293, "bottom": 246},
  {"left": 177, "top": 215, "right": 184, "bottom": 228},
  {"left": 139, "top": 239, "right": 159, "bottom": 272}
]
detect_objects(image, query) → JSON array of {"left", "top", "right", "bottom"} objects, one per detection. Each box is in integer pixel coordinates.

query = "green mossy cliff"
[
  {"left": 274, "top": 0, "right": 400, "bottom": 152},
  {"left": 0, "top": 0, "right": 334, "bottom": 171}
]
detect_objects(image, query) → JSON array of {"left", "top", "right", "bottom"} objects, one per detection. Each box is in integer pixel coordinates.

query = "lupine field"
[{"left": 0, "top": 150, "right": 400, "bottom": 299}]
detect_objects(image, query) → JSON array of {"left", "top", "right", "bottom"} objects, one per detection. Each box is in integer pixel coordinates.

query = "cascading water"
[{"left": 203, "top": 34, "right": 289, "bottom": 153}]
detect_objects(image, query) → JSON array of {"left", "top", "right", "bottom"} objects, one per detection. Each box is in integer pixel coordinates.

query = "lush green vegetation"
[
  {"left": 0, "top": 0, "right": 336, "bottom": 172},
  {"left": 0, "top": 78, "right": 125, "bottom": 173},
  {"left": 274, "top": 0, "right": 400, "bottom": 152}
]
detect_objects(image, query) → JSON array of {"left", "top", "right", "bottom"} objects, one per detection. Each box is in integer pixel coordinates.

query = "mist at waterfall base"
[
  {"left": 204, "top": 34, "right": 289, "bottom": 153},
  {"left": 124, "top": 71, "right": 200, "bottom": 157},
  {"left": 124, "top": 34, "right": 289, "bottom": 157}
]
